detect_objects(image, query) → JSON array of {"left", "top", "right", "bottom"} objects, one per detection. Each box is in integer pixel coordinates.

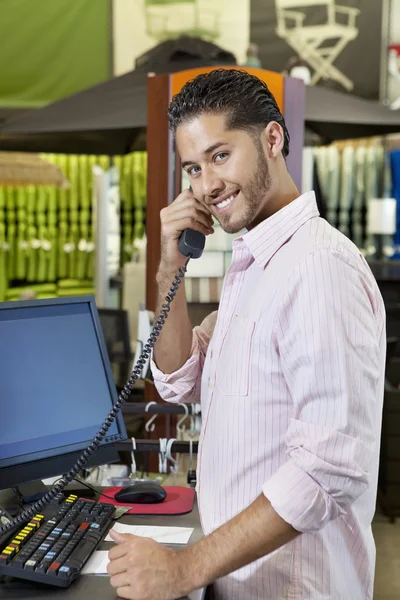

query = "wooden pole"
[{"left": 145, "top": 74, "right": 174, "bottom": 468}]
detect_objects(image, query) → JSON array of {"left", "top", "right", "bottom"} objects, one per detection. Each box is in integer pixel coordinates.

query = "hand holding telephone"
[{"left": 178, "top": 186, "right": 207, "bottom": 258}]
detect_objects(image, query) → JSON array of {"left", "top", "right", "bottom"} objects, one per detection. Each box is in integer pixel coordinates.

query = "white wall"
[
  {"left": 113, "top": 0, "right": 250, "bottom": 76},
  {"left": 389, "top": 0, "right": 400, "bottom": 43},
  {"left": 113, "top": 0, "right": 153, "bottom": 75}
]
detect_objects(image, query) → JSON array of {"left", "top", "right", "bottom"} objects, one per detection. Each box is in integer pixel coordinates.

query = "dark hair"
[{"left": 168, "top": 68, "right": 290, "bottom": 157}]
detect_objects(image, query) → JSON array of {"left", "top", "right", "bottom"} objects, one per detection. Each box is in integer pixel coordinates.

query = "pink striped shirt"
[{"left": 151, "top": 192, "right": 386, "bottom": 599}]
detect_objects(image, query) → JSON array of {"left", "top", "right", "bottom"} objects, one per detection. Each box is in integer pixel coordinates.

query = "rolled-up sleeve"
[
  {"left": 262, "top": 249, "right": 384, "bottom": 533},
  {"left": 151, "top": 310, "right": 218, "bottom": 404}
]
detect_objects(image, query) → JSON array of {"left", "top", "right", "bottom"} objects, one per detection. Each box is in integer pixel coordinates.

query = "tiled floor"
[{"left": 373, "top": 511, "right": 400, "bottom": 599}]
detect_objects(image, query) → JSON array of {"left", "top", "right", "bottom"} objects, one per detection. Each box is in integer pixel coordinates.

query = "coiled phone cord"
[{"left": 0, "top": 256, "right": 192, "bottom": 535}]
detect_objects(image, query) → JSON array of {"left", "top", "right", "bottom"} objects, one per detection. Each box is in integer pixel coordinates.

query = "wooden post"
[
  {"left": 146, "top": 73, "right": 172, "bottom": 313},
  {"left": 145, "top": 74, "right": 174, "bottom": 466}
]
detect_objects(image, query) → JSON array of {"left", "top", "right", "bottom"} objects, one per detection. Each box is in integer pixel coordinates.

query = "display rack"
[
  {"left": 122, "top": 402, "right": 199, "bottom": 415},
  {"left": 115, "top": 439, "right": 198, "bottom": 454}
]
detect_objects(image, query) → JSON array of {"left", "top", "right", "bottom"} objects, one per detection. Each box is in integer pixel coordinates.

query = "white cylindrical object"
[
  {"left": 367, "top": 198, "right": 397, "bottom": 235},
  {"left": 93, "top": 166, "right": 109, "bottom": 308}
]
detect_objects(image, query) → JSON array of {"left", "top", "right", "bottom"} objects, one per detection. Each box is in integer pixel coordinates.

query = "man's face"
[{"left": 176, "top": 113, "right": 272, "bottom": 234}]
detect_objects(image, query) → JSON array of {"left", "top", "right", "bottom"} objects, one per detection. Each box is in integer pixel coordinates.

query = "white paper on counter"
[
  {"left": 81, "top": 550, "right": 109, "bottom": 575},
  {"left": 105, "top": 523, "right": 194, "bottom": 544}
]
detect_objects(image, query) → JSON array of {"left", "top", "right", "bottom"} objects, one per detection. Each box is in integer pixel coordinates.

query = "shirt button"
[{"left": 208, "top": 381, "right": 214, "bottom": 389}]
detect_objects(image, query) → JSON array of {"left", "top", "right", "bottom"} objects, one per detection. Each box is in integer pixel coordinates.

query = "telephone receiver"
[{"left": 178, "top": 186, "right": 206, "bottom": 259}]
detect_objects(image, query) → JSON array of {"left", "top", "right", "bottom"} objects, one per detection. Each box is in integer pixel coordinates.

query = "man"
[{"left": 107, "top": 69, "right": 386, "bottom": 600}]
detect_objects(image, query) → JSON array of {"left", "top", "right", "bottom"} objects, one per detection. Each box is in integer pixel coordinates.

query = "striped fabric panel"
[{"left": 185, "top": 278, "right": 224, "bottom": 303}]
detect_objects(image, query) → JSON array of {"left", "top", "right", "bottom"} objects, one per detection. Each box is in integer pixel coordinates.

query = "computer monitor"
[{"left": 0, "top": 296, "right": 127, "bottom": 490}]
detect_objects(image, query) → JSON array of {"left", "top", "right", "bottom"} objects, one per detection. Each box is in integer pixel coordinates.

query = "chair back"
[
  {"left": 275, "top": 0, "right": 332, "bottom": 8},
  {"left": 145, "top": 0, "right": 195, "bottom": 5}
]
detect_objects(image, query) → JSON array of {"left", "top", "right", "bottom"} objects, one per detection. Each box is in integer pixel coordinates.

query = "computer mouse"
[{"left": 114, "top": 482, "right": 167, "bottom": 504}]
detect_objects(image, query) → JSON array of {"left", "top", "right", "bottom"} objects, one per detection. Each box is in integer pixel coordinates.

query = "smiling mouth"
[{"left": 214, "top": 190, "right": 239, "bottom": 211}]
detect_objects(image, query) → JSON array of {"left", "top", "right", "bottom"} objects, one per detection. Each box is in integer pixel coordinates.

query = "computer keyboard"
[{"left": 0, "top": 494, "right": 115, "bottom": 587}]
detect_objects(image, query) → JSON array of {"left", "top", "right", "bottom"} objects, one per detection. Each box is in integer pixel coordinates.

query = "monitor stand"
[
  {"left": 0, "top": 481, "right": 49, "bottom": 518},
  {"left": 17, "top": 480, "right": 50, "bottom": 503}
]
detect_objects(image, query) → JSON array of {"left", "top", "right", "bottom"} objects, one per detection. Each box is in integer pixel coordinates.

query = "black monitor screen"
[{"left": 0, "top": 297, "right": 127, "bottom": 488}]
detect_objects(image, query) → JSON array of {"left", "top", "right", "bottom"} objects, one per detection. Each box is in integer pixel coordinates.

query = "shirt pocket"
[{"left": 216, "top": 315, "right": 255, "bottom": 396}]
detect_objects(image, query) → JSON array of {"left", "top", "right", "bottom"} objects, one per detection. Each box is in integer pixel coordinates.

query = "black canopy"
[
  {"left": 0, "top": 70, "right": 149, "bottom": 155},
  {"left": 305, "top": 85, "right": 400, "bottom": 141},
  {"left": 0, "top": 107, "right": 28, "bottom": 124},
  {"left": 0, "top": 44, "right": 399, "bottom": 155}
]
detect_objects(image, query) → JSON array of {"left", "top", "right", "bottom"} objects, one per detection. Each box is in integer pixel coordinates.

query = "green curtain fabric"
[
  {"left": 0, "top": 151, "right": 147, "bottom": 300},
  {"left": 0, "top": 0, "right": 110, "bottom": 108}
]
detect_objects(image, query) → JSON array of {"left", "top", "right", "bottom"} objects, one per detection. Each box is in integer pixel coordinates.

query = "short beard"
[{"left": 219, "top": 135, "right": 272, "bottom": 234}]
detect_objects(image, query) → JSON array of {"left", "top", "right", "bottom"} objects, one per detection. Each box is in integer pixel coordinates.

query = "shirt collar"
[{"left": 234, "top": 191, "right": 319, "bottom": 269}]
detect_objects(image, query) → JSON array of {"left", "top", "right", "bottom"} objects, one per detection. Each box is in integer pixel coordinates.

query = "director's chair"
[{"left": 275, "top": 0, "right": 360, "bottom": 91}]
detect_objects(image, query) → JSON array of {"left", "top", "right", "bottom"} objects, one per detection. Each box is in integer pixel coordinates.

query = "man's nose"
[{"left": 202, "top": 168, "right": 224, "bottom": 199}]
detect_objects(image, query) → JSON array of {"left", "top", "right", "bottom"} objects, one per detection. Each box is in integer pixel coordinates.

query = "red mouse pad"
[{"left": 98, "top": 486, "right": 195, "bottom": 515}]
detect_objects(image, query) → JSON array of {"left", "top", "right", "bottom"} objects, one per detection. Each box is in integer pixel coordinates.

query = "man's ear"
[{"left": 262, "top": 121, "right": 284, "bottom": 158}]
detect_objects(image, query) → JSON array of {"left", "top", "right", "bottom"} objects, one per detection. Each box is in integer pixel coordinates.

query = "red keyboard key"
[{"left": 48, "top": 561, "right": 61, "bottom": 574}]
